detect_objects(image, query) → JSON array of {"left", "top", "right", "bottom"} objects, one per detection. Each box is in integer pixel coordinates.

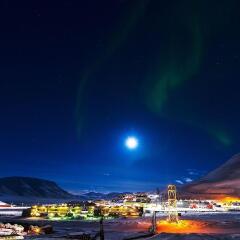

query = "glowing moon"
[{"left": 125, "top": 136, "right": 138, "bottom": 149}]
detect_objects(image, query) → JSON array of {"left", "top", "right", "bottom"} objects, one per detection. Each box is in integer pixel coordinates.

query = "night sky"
[{"left": 0, "top": 0, "right": 240, "bottom": 193}]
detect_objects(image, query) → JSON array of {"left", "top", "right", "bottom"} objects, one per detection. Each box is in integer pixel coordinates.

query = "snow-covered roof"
[{"left": 0, "top": 201, "right": 9, "bottom": 206}]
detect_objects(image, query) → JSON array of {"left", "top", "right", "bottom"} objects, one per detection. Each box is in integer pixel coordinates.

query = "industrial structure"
[{"left": 167, "top": 185, "right": 178, "bottom": 222}]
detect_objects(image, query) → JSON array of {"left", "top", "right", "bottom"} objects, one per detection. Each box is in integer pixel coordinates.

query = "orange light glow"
[
  {"left": 219, "top": 196, "right": 240, "bottom": 203},
  {"left": 156, "top": 220, "right": 220, "bottom": 234}
]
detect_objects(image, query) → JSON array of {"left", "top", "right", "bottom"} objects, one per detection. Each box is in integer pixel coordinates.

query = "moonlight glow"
[{"left": 125, "top": 137, "right": 138, "bottom": 150}]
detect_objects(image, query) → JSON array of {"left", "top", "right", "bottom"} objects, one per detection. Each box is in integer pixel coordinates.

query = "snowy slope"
[{"left": 181, "top": 154, "right": 240, "bottom": 198}]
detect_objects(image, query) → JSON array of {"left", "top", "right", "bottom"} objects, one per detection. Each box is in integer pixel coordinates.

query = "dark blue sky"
[{"left": 0, "top": 0, "right": 240, "bottom": 193}]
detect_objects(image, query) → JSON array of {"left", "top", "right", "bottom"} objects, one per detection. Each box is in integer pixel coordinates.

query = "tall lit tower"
[{"left": 167, "top": 184, "right": 178, "bottom": 222}]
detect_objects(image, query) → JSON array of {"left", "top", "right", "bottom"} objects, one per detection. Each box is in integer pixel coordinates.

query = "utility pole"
[
  {"left": 150, "top": 211, "right": 156, "bottom": 234},
  {"left": 99, "top": 216, "right": 104, "bottom": 240}
]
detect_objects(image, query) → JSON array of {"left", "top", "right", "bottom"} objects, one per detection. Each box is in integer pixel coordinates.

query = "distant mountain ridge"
[
  {"left": 181, "top": 153, "right": 240, "bottom": 199},
  {"left": 2, "top": 153, "right": 239, "bottom": 203},
  {"left": 0, "top": 177, "right": 130, "bottom": 203},
  {"left": 80, "top": 191, "right": 130, "bottom": 200},
  {"left": 0, "top": 176, "right": 73, "bottom": 199}
]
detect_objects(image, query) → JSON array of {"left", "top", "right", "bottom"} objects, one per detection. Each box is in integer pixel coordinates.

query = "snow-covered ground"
[
  {"left": 0, "top": 212, "right": 240, "bottom": 239},
  {"left": 149, "top": 233, "right": 240, "bottom": 239}
]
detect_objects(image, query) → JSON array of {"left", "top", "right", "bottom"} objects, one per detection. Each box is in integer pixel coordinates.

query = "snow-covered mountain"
[
  {"left": 181, "top": 153, "right": 240, "bottom": 199},
  {"left": 0, "top": 177, "right": 132, "bottom": 204},
  {"left": 0, "top": 176, "right": 73, "bottom": 199}
]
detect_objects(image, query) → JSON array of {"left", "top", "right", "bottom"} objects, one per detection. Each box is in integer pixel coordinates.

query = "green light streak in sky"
[
  {"left": 76, "top": 0, "right": 149, "bottom": 135},
  {"left": 210, "top": 128, "right": 232, "bottom": 147},
  {"left": 75, "top": 1, "right": 234, "bottom": 147},
  {"left": 146, "top": 19, "right": 202, "bottom": 114},
  {"left": 143, "top": 2, "right": 235, "bottom": 147}
]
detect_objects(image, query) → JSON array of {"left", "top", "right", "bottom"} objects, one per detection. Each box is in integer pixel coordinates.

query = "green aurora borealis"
[
  {"left": 76, "top": 0, "right": 235, "bottom": 147},
  {"left": 1, "top": 0, "right": 240, "bottom": 191}
]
